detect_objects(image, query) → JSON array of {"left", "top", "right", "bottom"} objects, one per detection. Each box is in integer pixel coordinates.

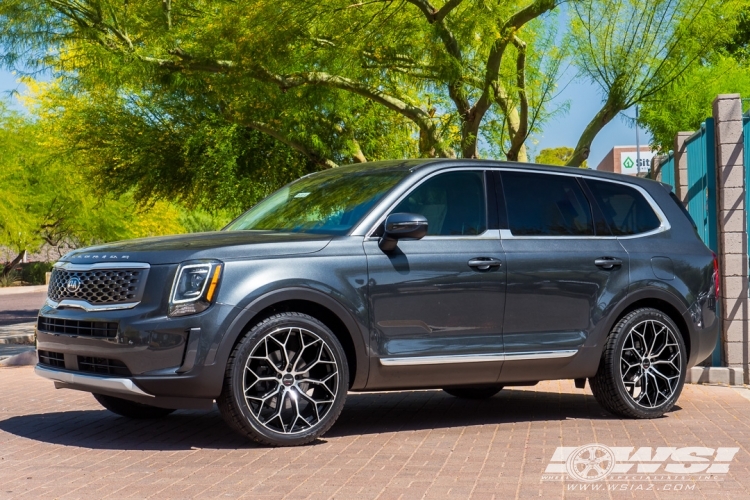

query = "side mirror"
[{"left": 378, "top": 213, "right": 428, "bottom": 252}]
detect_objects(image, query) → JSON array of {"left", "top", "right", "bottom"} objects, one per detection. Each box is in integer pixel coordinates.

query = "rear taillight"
[{"left": 712, "top": 252, "right": 720, "bottom": 297}]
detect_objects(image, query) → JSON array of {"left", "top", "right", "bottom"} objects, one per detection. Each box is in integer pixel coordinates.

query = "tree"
[
  {"left": 565, "top": 0, "right": 739, "bottom": 167},
  {"left": 0, "top": 0, "right": 567, "bottom": 190},
  {"left": 536, "top": 147, "right": 587, "bottom": 168},
  {"left": 639, "top": 7, "right": 750, "bottom": 150},
  {"left": 0, "top": 101, "right": 185, "bottom": 276}
]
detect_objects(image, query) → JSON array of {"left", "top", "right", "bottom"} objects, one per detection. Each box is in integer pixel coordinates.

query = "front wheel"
[
  {"left": 93, "top": 394, "right": 176, "bottom": 419},
  {"left": 217, "top": 312, "right": 349, "bottom": 446},
  {"left": 589, "top": 308, "right": 687, "bottom": 419}
]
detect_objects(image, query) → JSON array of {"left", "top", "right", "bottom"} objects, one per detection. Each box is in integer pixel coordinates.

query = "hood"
[{"left": 60, "top": 231, "right": 332, "bottom": 266}]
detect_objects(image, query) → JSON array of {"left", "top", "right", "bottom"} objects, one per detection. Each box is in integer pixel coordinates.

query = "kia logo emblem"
[{"left": 67, "top": 277, "right": 81, "bottom": 292}]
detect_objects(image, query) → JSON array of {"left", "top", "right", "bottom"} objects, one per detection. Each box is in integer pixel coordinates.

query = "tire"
[
  {"left": 589, "top": 308, "right": 687, "bottom": 419},
  {"left": 443, "top": 386, "right": 503, "bottom": 399},
  {"left": 217, "top": 312, "right": 349, "bottom": 446},
  {"left": 93, "top": 393, "right": 176, "bottom": 419}
]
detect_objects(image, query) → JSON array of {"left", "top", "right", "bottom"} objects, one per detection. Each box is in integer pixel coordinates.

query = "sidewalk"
[{"left": 0, "top": 322, "right": 36, "bottom": 362}]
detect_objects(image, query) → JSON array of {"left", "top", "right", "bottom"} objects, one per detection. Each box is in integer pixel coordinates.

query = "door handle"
[
  {"left": 595, "top": 257, "right": 622, "bottom": 269},
  {"left": 468, "top": 258, "right": 503, "bottom": 271}
]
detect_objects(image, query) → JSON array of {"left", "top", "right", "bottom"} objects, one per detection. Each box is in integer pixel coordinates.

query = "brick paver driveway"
[{"left": 2, "top": 366, "right": 750, "bottom": 499}]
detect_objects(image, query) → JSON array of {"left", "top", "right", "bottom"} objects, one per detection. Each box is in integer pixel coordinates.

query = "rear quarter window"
[{"left": 584, "top": 179, "right": 661, "bottom": 235}]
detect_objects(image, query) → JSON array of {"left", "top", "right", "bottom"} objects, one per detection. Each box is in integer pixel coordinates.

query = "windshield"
[{"left": 225, "top": 167, "right": 410, "bottom": 235}]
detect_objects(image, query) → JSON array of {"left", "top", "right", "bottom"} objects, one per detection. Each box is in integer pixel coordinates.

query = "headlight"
[{"left": 169, "top": 261, "right": 223, "bottom": 317}]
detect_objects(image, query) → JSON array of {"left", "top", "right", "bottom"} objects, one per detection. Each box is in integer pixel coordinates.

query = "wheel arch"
[
  {"left": 600, "top": 288, "right": 693, "bottom": 364},
  {"left": 217, "top": 288, "right": 369, "bottom": 390}
]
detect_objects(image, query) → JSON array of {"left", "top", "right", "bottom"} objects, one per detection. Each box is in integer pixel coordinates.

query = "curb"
[
  {"left": 0, "top": 285, "right": 48, "bottom": 296},
  {"left": 0, "top": 349, "right": 37, "bottom": 367},
  {"left": 0, "top": 334, "right": 35, "bottom": 345},
  {"left": 686, "top": 366, "right": 744, "bottom": 386}
]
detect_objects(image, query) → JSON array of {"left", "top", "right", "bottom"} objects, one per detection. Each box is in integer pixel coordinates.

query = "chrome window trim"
[
  {"left": 365, "top": 229, "right": 500, "bottom": 242},
  {"left": 490, "top": 168, "right": 670, "bottom": 240},
  {"left": 35, "top": 365, "right": 153, "bottom": 397},
  {"left": 363, "top": 167, "right": 491, "bottom": 239},
  {"left": 44, "top": 298, "right": 140, "bottom": 312},
  {"left": 54, "top": 261, "right": 151, "bottom": 271},
  {"left": 379, "top": 349, "right": 578, "bottom": 366}
]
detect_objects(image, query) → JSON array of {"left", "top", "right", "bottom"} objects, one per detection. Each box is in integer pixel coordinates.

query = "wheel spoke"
[
  {"left": 619, "top": 318, "right": 681, "bottom": 409},
  {"left": 242, "top": 326, "right": 340, "bottom": 436}
]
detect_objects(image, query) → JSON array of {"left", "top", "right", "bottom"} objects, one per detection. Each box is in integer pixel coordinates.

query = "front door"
[
  {"left": 364, "top": 170, "right": 506, "bottom": 389},
  {"left": 496, "top": 170, "right": 630, "bottom": 382}
]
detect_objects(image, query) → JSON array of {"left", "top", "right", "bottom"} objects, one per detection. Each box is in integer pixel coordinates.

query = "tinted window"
[
  {"left": 392, "top": 171, "right": 486, "bottom": 236},
  {"left": 225, "top": 167, "right": 409, "bottom": 235},
  {"left": 585, "top": 179, "right": 661, "bottom": 235},
  {"left": 501, "top": 172, "right": 594, "bottom": 236}
]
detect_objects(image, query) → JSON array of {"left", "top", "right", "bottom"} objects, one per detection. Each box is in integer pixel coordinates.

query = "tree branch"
[
  {"left": 241, "top": 120, "right": 339, "bottom": 169},
  {"left": 507, "top": 36, "right": 529, "bottom": 162}
]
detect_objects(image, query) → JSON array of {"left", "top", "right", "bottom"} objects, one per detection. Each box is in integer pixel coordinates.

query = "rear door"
[{"left": 496, "top": 169, "right": 630, "bottom": 382}]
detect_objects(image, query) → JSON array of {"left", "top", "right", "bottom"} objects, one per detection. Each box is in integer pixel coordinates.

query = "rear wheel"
[
  {"left": 217, "top": 312, "right": 349, "bottom": 446},
  {"left": 93, "top": 394, "right": 175, "bottom": 419},
  {"left": 443, "top": 386, "right": 503, "bottom": 399},
  {"left": 589, "top": 308, "right": 687, "bottom": 419}
]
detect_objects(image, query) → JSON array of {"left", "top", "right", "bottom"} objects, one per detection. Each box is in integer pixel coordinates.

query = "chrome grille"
[{"left": 48, "top": 267, "right": 146, "bottom": 305}]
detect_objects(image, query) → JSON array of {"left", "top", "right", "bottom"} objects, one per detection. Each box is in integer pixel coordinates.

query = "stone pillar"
[
  {"left": 674, "top": 132, "right": 691, "bottom": 202},
  {"left": 712, "top": 94, "right": 748, "bottom": 383}
]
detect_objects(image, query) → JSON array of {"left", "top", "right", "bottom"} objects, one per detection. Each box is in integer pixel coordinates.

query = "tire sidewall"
[
  {"left": 610, "top": 309, "right": 687, "bottom": 418},
  {"left": 227, "top": 314, "right": 349, "bottom": 446}
]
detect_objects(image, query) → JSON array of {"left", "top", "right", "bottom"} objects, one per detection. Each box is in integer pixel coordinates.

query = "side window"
[
  {"left": 585, "top": 179, "right": 661, "bottom": 235},
  {"left": 392, "top": 171, "right": 487, "bottom": 236},
  {"left": 501, "top": 171, "right": 594, "bottom": 236}
]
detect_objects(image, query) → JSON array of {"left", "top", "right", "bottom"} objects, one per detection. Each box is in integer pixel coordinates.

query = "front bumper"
[
  {"left": 35, "top": 364, "right": 153, "bottom": 397},
  {"left": 36, "top": 292, "right": 241, "bottom": 400}
]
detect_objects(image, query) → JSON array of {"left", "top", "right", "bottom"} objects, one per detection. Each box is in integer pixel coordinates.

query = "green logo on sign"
[{"left": 623, "top": 157, "right": 634, "bottom": 169}]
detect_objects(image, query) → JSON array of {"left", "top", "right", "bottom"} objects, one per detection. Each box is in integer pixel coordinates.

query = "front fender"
[{"left": 210, "top": 287, "right": 370, "bottom": 390}]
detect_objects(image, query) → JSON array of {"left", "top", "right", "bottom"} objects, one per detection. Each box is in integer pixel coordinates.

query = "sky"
[{"left": 0, "top": 68, "right": 649, "bottom": 169}]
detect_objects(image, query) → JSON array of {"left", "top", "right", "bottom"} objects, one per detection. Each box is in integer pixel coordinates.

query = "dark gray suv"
[{"left": 35, "top": 160, "right": 719, "bottom": 446}]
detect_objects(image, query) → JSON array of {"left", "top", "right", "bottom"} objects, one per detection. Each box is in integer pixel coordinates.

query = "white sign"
[{"left": 621, "top": 151, "right": 656, "bottom": 174}]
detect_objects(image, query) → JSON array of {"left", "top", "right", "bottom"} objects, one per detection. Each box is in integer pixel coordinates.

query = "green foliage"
[
  {"left": 0, "top": 270, "right": 19, "bottom": 287},
  {"left": 20, "top": 262, "right": 53, "bottom": 285},
  {"left": 0, "top": 101, "right": 188, "bottom": 257},
  {"left": 640, "top": 56, "right": 750, "bottom": 150},
  {"left": 179, "top": 209, "right": 233, "bottom": 233},
  {"left": 0, "top": 0, "right": 567, "bottom": 207},
  {"left": 535, "top": 147, "right": 587, "bottom": 168}
]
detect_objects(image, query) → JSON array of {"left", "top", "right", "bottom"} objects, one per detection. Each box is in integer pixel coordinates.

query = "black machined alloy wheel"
[
  {"left": 589, "top": 308, "right": 687, "bottom": 419},
  {"left": 218, "top": 312, "right": 349, "bottom": 446},
  {"left": 443, "top": 386, "right": 504, "bottom": 399}
]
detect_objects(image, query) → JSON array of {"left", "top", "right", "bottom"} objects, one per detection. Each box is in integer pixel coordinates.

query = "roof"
[{"left": 339, "top": 158, "right": 664, "bottom": 189}]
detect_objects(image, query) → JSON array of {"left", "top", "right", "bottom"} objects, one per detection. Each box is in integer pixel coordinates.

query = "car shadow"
[{"left": 0, "top": 389, "right": 632, "bottom": 451}]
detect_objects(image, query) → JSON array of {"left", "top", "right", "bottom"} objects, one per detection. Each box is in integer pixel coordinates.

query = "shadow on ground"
[{"left": 0, "top": 389, "right": 618, "bottom": 451}]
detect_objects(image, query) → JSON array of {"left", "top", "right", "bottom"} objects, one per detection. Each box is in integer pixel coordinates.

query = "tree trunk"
[
  {"left": 2, "top": 250, "right": 25, "bottom": 278},
  {"left": 461, "top": 119, "right": 479, "bottom": 159},
  {"left": 566, "top": 99, "right": 622, "bottom": 168}
]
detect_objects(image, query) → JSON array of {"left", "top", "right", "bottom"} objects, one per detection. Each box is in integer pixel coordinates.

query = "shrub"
[{"left": 20, "top": 262, "right": 54, "bottom": 285}]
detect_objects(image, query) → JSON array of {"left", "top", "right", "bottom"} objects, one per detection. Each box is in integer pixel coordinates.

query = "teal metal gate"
[
  {"left": 659, "top": 151, "right": 675, "bottom": 186},
  {"left": 684, "top": 118, "right": 721, "bottom": 366}
]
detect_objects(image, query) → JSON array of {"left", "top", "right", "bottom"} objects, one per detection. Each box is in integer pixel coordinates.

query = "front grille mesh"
[
  {"left": 77, "top": 356, "right": 131, "bottom": 377},
  {"left": 48, "top": 268, "right": 144, "bottom": 305},
  {"left": 38, "top": 317, "right": 118, "bottom": 339},
  {"left": 38, "top": 350, "right": 65, "bottom": 368}
]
